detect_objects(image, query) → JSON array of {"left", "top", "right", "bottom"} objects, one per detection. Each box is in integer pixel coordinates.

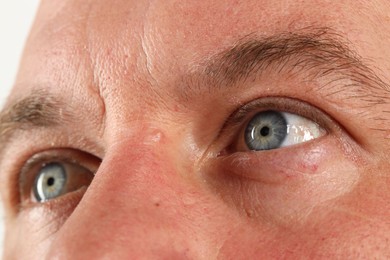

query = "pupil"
[
  {"left": 245, "top": 110, "right": 288, "bottom": 151},
  {"left": 47, "top": 177, "right": 55, "bottom": 186},
  {"left": 260, "top": 126, "right": 270, "bottom": 136}
]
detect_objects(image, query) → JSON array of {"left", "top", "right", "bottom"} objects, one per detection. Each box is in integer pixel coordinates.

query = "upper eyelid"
[
  {"left": 20, "top": 149, "right": 101, "bottom": 178},
  {"left": 20, "top": 154, "right": 75, "bottom": 188},
  {"left": 219, "top": 97, "right": 336, "bottom": 139}
]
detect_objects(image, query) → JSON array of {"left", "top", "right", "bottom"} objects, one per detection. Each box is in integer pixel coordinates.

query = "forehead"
[{"left": 7, "top": 0, "right": 389, "bottom": 106}]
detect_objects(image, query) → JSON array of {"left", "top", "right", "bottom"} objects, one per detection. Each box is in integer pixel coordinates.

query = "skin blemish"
[
  {"left": 143, "top": 128, "right": 165, "bottom": 145},
  {"left": 152, "top": 197, "right": 162, "bottom": 207},
  {"left": 299, "top": 161, "right": 319, "bottom": 172},
  {"left": 151, "top": 132, "right": 162, "bottom": 143}
]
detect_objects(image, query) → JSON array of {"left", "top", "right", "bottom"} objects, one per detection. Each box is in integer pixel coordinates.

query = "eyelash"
[
  {"left": 216, "top": 96, "right": 334, "bottom": 154},
  {"left": 17, "top": 149, "right": 100, "bottom": 207}
]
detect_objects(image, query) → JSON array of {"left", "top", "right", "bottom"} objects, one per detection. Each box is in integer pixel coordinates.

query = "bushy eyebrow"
[
  {"left": 187, "top": 28, "right": 390, "bottom": 106},
  {"left": 0, "top": 91, "right": 62, "bottom": 148}
]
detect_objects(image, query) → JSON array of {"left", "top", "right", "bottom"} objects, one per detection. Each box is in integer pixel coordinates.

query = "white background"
[{"left": 0, "top": 0, "right": 41, "bottom": 254}]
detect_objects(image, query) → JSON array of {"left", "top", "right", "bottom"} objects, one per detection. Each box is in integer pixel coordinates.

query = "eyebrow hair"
[
  {"left": 186, "top": 27, "right": 390, "bottom": 106},
  {"left": 0, "top": 91, "right": 62, "bottom": 146}
]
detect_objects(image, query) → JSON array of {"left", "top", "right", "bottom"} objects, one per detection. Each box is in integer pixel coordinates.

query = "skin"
[{"left": 1, "top": 0, "right": 390, "bottom": 258}]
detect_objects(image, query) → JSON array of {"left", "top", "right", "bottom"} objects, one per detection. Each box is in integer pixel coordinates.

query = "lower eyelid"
[
  {"left": 215, "top": 135, "right": 332, "bottom": 183},
  {"left": 204, "top": 131, "right": 362, "bottom": 224}
]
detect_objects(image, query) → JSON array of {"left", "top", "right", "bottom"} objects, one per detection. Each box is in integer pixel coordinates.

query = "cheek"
[
  {"left": 3, "top": 190, "right": 82, "bottom": 259},
  {"left": 243, "top": 159, "right": 358, "bottom": 226},
  {"left": 260, "top": 159, "right": 359, "bottom": 225},
  {"left": 207, "top": 137, "right": 360, "bottom": 225},
  {"left": 269, "top": 138, "right": 360, "bottom": 209}
]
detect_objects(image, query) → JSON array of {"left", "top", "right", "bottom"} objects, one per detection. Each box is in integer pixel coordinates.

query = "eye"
[
  {"left": 244, "top": 110, "right": 325, "bottom": 151},
  {"left": 31, "top": 161, "right": 95, "bottom": 203},
  {"left": 19, "top": 150, "right": 100, "bottom": 204},
  {"left": 223, "top": 98, "right": 330, "bottom": 153},
  {"left": 32, "top": 161, "right": 95, "bottom": 202}
]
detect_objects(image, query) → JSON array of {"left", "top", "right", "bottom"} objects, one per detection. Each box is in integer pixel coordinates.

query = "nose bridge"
[
  {"left": 48, "top": 128, "right": 201, "bottom": 258},
  {"left": 97, "top": 129, "right": 185, "bottom": 209},
  {"left": 100, "top": 126, "right": 183, "bottom": 202}
]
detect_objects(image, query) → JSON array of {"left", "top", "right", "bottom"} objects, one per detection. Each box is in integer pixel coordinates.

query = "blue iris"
[
  {"left": 245, "top": 110, "right": 288, "bottom": 151},
  {"left": 33, "top": 163, "right": 67, "bottom": 202}
]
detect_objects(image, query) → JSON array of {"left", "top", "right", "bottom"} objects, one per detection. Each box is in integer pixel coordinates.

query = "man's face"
[{"left": 1, "top": 0, "right": 390, "bottom": 258}]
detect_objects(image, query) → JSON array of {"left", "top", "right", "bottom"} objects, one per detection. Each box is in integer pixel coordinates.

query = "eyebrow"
[
  {"left": 185, "top": 27, "right": 390, "bottom": 105},
  {"left": 0, "top": 91, "right": 62, "bottom": 147}
]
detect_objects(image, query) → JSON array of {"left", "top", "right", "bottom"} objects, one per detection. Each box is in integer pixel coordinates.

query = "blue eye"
[
  {"left": 19, "top": 150, "right": 100, "bottom": 205},
  {"left": 245, "top": 110, "right": 324, "bottom": 151},
  {"left": 29, "top": 159, "right": 96, "bottom": 203},
  {"left": 245, "top": 111, "right": 287, "bottom": 150},
  {"left": 33, "top": 163, "right": 67, "bottom": 202}
]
